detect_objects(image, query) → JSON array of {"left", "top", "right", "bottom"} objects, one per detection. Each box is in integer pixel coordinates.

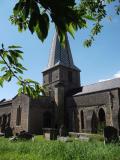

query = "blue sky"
[{"left": 0, "top": 1, "right": 120, "bottom": 100}]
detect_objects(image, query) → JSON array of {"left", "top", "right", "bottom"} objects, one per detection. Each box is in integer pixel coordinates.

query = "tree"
[
  {"left": 10, "top": 0, "right": 120, "bottom": 45},
  {"left": 0, "top": 0, "right": 120, "bottom": 98}
]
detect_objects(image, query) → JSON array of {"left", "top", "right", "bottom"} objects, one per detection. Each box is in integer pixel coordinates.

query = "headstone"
[
  {"left": 43, "top": 128, "right": 57, "bottom": 140},
  {"left": 9, "top": 131, "right": 34, "bottom": 141},
  {"left": 104, "top": 126, "right": 119, "bottom": 144},
  {"left": 17, "top": 131, "right": 33, "bottom": 140},
  {"left": 4, "top": 126, "right": 13, "bottom": 138},
  {"left": 59, "top": 125, "right": 67, "bottom": 137}
]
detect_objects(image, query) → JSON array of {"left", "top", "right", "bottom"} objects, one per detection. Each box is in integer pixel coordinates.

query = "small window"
[
  {"left": 16, "top": 106, "right": 21, "bottom": 126},
  {"left": 43, "top": 78, "right": 45, "bottom": 84},
  {"left": 49, "top": 72, "right": 52, "bottom": 83},
  {"left": 68, "top": 71, "right": 72, "bottom": 82},
  {"left": 81, "top": 110, "right": 84, "bottom": 129}
]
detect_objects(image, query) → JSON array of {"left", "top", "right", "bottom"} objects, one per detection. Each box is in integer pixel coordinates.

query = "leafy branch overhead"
[
  {"left": 10, "top": 0, "right": 120, "bottom": 46},
  {"left": 0, "top": 44, "right": 45, "bottom": 98}
]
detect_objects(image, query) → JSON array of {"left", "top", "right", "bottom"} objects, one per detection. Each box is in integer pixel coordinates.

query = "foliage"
[
  {"left": 0, "top": 137, "right": 120, "bottom": 160},
  {"left": 10, "top": 0, "right": 120, "bottom": 46},
  {"left": 0, "top": 44, "right": 45, "bottom": 98}
]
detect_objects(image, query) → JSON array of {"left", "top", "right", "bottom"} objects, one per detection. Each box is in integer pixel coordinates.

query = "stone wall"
[
  {"left": 43, "top": 66, "right": 60, "bottom": 86},
  {"left": 66, "top": 88, "right": 120, "bottom": 133},
  {"left": 0, "top": 103, "right": 12, "bottom": 116},
  {"left": 111, "top": 89, "right": 120, "bottom": 130},
  {"left": 29, "top": 96, "right": 55, "bottom": 134},
  {"left": 11, "top": 94, "right": 30, "bottom": 134},
  {"left": 59, "top": 66, "right": 80, "bottom": 92},
  {"left": 43, "top": 65, "right": 80, "bottom": 94},
  {"left": 0, "top": 101, "right": 12, "bottom": 132}
]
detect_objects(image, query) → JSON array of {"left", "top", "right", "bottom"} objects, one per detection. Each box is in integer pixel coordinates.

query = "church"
[{"left": 0, "top": 32, "right": 120, "bottom": 134}]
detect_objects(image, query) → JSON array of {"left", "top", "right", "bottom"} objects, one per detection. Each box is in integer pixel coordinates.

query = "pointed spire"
[{"left": 44, "top": 32, "right": 80, "bottom": 71}]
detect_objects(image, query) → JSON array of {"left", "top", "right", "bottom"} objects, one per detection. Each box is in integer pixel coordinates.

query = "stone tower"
[
  {"left": 43, "top": 32, "right": 81, "bottom": 94},
  {"left": 42, "top": 32, "right": 81, "bottom": 128}
]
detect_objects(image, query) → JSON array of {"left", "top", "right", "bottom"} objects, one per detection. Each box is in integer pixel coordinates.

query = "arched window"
[
  {"left": 1, "top": 114, "right": 7, "bottom": 132},
  {"left": 91, "top": 111, "right": 98, "bottom": 133},
  {"left": 43, "top": 111, "right": 51, "bottom": 128},
  {"left": 68, "top": 71, "right": 72, "bottom": 82},
  {"left": 7, "top": 113, "right": 11, "bottom": 126},
  {"left": 16, "top": 106, "right": 21, "bottom": 126},
  {"left": 81, "top": 110, "right": 84, "bottom": 130},
  {"left": 98, "top": 108, "right": 106, "bottom": 132},
  {"left": 99, "top": 108, "right": 106, "bottom": 123},
  {"left": 3, "top": 114, "right": 7, "bottom": 125}
]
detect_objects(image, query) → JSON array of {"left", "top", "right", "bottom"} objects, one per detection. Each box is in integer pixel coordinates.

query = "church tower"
[
  {"left": 42, "top": 32, "right": 81, "bottom": 96},
  {"left": 42, "top": 32, "right": 81, "bottom": 128}
]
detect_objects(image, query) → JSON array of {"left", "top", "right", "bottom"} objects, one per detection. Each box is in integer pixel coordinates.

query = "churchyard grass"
[{"left": 0, "top": 136, "right": 120, "bottom": 160}]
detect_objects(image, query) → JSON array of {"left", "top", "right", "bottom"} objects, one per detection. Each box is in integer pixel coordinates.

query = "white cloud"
[
  {"left": 113, "top": 71, "right": 120, "bottom": 78},
  {"left": 98, "top": 78, "right": 111, "bottom": 82},
  {"left": 98, "top": 71, "right": 120, "bottom": 82}
]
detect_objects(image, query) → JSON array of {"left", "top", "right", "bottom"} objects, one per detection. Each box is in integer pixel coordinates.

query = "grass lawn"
[{"left": 0, "top": 136, "right": 120, "bottom": 160}]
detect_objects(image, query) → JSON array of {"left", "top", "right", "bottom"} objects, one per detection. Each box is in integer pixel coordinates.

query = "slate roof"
[
  {"left": 74, "top": 78, "right": 120, "bottom": 96},
  {"left": 43, "top": 32, "right": 80, "bottom": 71},
  {"left": 0, "top": 99, "right": 12, "bottom": 106}
]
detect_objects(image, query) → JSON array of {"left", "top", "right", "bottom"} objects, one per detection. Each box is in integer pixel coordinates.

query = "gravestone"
[
  {"left": 43, "top": 128, "right": 57, "bottom": 140},
  {"left": 59, "top": 125, "right": 67, "bottom": 137},
  {"left": 104, "top": 126, "right": 119, "bottom": 144},
  {"left": 17, "top": 130, "right": 33, "bottom": 140},
  {"left": 4, "top": 126, "right": 13, "bottom": 138},
  {"left": 9, "top": 131, "right": 34, "bottom": 141}
]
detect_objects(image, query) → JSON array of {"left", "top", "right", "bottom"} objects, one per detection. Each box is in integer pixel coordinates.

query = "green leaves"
[
  {"left": 10, "top": 0, "right": 81, "bottom": 43},
  {"left": 0, "top": 44, "right": 45, "bottom": 98},
  {"left": 78, "top": 0, "right": 103, "bottom": 47},
  {"left": 116, "top": 4, "right": 120, "bottom": 15},
  {"left": 9, "top": 0, "right": 120, "bottom": 46},
  {"left": 84, "top": 39, "right": 92, "bottom": 47},
  {"left": 8, "top": 45, "right": 22, "bottom": 49},
  {"left": 0, "top": 77, "right": 4, "bottom": 87},
  {"left": 10, "top": 0, "right": 50, "bottom": 42},
  {"left": 92, "top": 23, "right": 103, "bottom": 36},
  {"left": 35, "top": 13, "right": 49, "bottom": 42},
  {"left": 28, "top": 11, "right": 37, "bottom": 34},
  {"left": 17, "top": 79, "right": 45, "bottom": 98},
  {"left": 107, "top": 0, "right": 115, "bottom": 4},
  {"left": 0, "top": 44, "right": 26, "bottom": 87}
]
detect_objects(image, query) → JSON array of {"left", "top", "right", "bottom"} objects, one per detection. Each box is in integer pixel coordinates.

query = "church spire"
[
  {"left": 42, "top": 31, "right": 81, "bottom": 92},
  {"left": 45, "top": 32, "right": 79, "bottom": 71}
]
